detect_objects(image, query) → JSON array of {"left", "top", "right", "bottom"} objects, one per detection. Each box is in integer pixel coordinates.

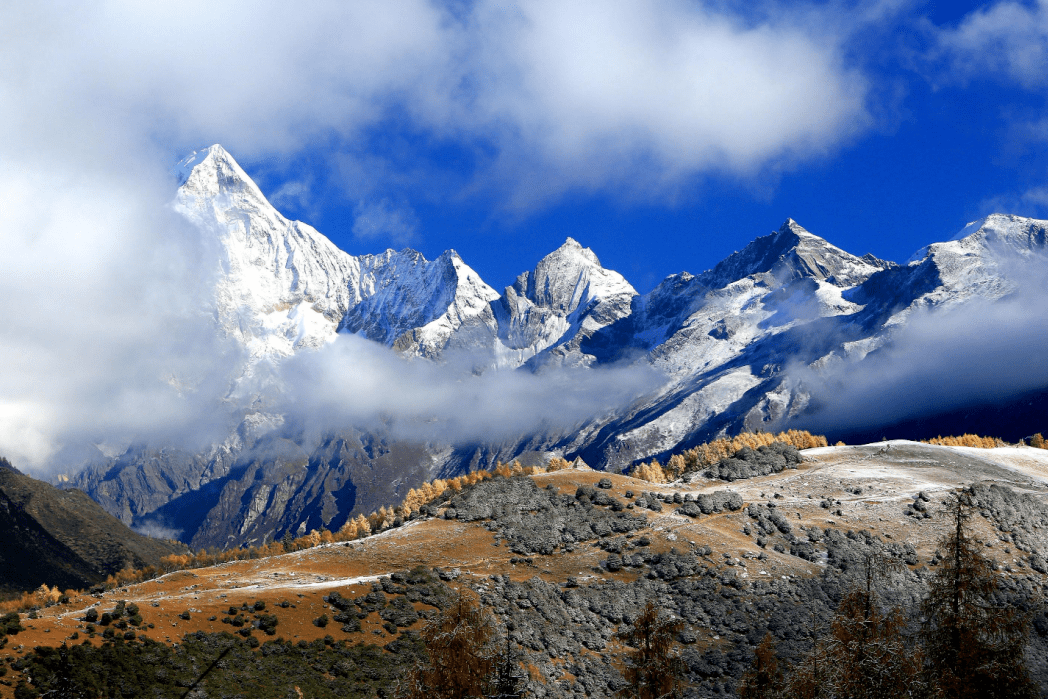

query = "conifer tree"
[
  {"left": 739, "top": 633, "right": 784, "bottom": 699},
  {"left": 784, "top": 553, "right": 925, "bottom": 699},
  {"left": 921, "top": 490, "right": 1038, "bottom": 699},
  {"left": 400, "top": 589, "right": 506, "bottom": 699},
  {"left": 616, "top": 601, "right": 686, "bottom": 699}
]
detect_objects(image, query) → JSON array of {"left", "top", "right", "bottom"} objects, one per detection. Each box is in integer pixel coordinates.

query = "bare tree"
[{"left": 921, "top": 490, "right": 1038, "bottom": 699}]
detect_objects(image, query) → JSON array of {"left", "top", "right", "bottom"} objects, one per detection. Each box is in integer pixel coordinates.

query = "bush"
[{"left": 256, "top": 614, "right": 279, "bottom": 635}]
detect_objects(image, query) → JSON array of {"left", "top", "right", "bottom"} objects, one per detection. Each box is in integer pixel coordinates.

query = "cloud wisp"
[
  {"left": 929, "top": 0, "right": 1048, "bottom": 89},
  {"left": 275, "top": 335, "right": 663, "bottom": 447}
]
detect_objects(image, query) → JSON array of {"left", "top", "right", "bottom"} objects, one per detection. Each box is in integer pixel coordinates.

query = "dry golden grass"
[{"left": 1, "top": 460, "right": 568, "bottom": 605}]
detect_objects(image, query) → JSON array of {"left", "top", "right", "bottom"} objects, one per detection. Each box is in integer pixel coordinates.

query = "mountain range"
[{"left": 66, "top": 145, "right": 1048, "bottom": 549}]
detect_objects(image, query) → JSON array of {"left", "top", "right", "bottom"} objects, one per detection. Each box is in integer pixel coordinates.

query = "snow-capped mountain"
[
  {"left": 175, "top": 146, "right": 358, "bottom": 357},
  {"left": 492, "top": 238, "right": 637, "bottom": 368},
  {"left": 175, "top": 145, "right": 502, "bottom": 362},
  {"left": 66, "top": 146, "right": 1048, "bottom": 548},
  {"left": 564, "top": 214, "right": 1048, "bottom": 470}
]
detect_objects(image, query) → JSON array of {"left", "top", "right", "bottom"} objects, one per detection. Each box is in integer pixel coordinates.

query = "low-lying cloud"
[
  {"left": 276, "top": 336, "right": 663, "bottom": 446},
  {"left": 0, "top": 0, "right": 880, "bottom": 473},
  {"left": 787, "top": 257, "right": 1048, "bottom": 436}
]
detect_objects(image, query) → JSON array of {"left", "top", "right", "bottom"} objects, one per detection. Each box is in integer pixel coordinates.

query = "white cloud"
[
  {"left": 352, "top": 198, "right": 420, "bottom": 245},
  {"left": 2, "top": 1, "right": 873, "bottom": 199},
  {"left": 452, "top": 0, "right": 871, "bottom": 204},
  {"left": 277, "top": 335, "right": 663, "bottom": 446},
  {"left": 0, "top": 0, "right": 876, "bottom": 470},
  {"left": 789, "top": 256, "right": 1048, "bottom": 436},
  {"left": 268, "top": 179, "right": 316, "bottom": 220},
  {"left": 931, "top": 0, "right": 1048, "bottom": 88}
]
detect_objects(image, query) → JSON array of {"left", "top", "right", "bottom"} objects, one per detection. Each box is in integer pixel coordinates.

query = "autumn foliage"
[
  {"left": 922, "top": 434, "right": 1005, "bottom": 449},
  {"left": 630, "top": 430, "right": 828, "bottom": 483}
]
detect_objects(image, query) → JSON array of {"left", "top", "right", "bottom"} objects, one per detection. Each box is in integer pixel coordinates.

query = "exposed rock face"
[{"left": 73, "top": 431, "right": 443, "bottom": 550}]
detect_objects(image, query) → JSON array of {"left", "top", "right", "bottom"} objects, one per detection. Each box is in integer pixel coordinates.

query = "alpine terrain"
[{"left": 63, "top": 145, "right": 1048, "bottom": 550}]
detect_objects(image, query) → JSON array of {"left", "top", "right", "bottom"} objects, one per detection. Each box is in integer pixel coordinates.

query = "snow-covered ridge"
[
  {"left": 175, "top": 145, "right": 501, "bottom": 361},
  {"left": 172, "top": 145, "right": 1048, "bottom": 470},
  {"left": 175, "top": 145, "right": 359, "bottom": 356}
]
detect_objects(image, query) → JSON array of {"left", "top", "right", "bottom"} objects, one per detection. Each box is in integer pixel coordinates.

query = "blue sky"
[
  {"left": 3, "top": 0, "right": 1048, "bottom": 466},
  {"left": 186, "top": 0, "right": 1048, "bottom": 293}
]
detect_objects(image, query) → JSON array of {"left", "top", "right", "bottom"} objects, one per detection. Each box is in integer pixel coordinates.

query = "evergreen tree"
[{"left": 921, "top": 490, "right": 1038, "bottom": 699}]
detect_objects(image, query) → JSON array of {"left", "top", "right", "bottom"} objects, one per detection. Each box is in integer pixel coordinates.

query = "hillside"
[
  {"left": 0, "top": 460, "right": 187, "bottom": 594},
  {"left": 8, "top": 441, "right": 1048, "bottom": 697}
]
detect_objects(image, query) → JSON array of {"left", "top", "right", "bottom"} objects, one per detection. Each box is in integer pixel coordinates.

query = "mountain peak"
[
  {"left": 700, "top": 220, "right": 880, "bottom": 288},
  {"left": 174, "top": 144, "right": 267, "bottom": 205},
  {"left": 907, "top": 212, "right": 1048, "bottom": 265},
  {"left": 541, "top": 237, "right": 602, "bottom": 270},
  {"left": 776, "top": 218, "right": 818, "bottom": 240}
]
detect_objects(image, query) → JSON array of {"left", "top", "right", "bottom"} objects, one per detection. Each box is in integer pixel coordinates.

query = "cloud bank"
[
  {"left": 276, "top": 337, "right": 663, "bottom": 446},
  {"left": 0, "top": 1, "right": 878, "bottom": 471},
  {"left": 788, "top": 259, "right": 1048, "bottom": 437}
]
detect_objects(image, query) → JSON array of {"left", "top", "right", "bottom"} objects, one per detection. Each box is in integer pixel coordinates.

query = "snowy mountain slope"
[
  {"left": 175, "top": 146, "right": 359, "bottom": 357},
  {"left": 491, "top": 238, "right": 637, "bottom": 368},
  {"left": 559, "top": 216, "right": 1048, "bottom": 470},
  {"left": 63, "top": 145, "right": 1048, "bottom": 547},
  {"left": 175, "top": 145, "right": 502, "bottom": 362},
  {"left": 339, "top": 248, "right": 500, "bottom": 359}
]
